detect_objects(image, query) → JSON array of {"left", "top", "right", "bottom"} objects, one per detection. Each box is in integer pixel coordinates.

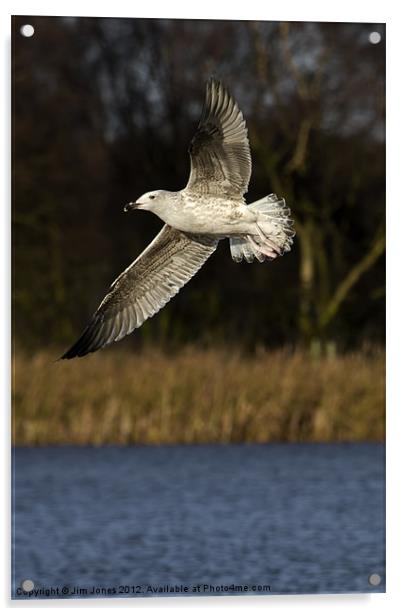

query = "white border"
[
  {"left": 2, "top": 0, "right": 390, "bottom": 21},
  {"left": 2, "top": 1, "right": 402, "bottom": 614}
]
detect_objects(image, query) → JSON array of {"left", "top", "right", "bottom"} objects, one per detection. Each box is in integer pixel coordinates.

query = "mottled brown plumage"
[
  {"left": 61, "top": 226, "right": 217, "bottom": 358},
  {"left": 186, "top": 78, "right": 251, "bottom": 197}
]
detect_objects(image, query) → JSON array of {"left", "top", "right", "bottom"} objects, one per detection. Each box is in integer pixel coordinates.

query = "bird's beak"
[{"left": 124, "top": 202, "right": 139, "bottom": 212}]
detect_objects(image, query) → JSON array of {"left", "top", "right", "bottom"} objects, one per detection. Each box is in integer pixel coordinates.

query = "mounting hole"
[
  {"left": 368, "top": 573, "right": 381, "bottom": 586},
  {"left": 22, "top": 579, "right": 34, "bottom": 591},
  {"left": 369, "top": 31, "right": 381, "bottom": 45},
  {"left": 20, "top": 24, "right": 35, "bottom": 38}
]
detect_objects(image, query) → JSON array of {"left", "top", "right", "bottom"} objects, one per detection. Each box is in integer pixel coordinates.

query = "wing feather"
[
  {"left": 185, "top": 78, "right": 251, "bottom": 198},
  {"left": 61, "top": 225, "right": 218, "bottom": 359}
]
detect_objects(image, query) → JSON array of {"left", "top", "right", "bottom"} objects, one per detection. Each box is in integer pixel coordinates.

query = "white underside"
[
  {"left": 153, "top": 192, "right": 295, "bottom": 263},
  {"left": 163, "top": 196, "right": 256, "bottom": 237}
]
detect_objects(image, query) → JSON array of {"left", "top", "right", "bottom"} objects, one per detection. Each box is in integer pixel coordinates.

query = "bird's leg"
[
  {"left": 253, "top": 224, "right": 282, "bottom": 255},
  {"left": 247, "top": 235, "right": 278, "bottom": 259}
]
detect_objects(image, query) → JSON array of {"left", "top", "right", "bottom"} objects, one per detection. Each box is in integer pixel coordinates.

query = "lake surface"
[{"left": 12, "top": 443, "right": 385, "bottom": 600}]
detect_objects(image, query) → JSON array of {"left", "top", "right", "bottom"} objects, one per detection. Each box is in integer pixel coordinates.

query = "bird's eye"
[{"left": 149, "top": 195, "right": 155, "bottom": 200}]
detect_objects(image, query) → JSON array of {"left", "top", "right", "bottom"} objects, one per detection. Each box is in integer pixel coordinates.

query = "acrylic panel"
[{"left": 11, "top": 15, "right": 385, "bottom": 600}]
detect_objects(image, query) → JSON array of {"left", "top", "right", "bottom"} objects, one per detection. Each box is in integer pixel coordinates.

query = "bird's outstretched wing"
[
  {"left": 185, "top": 77, "right": 252, "bottom": 198},
  {"left": 61, "top": 225, "right": 218, "bottom": 359}
]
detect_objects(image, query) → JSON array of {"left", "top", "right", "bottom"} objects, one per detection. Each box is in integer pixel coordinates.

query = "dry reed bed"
[{"left": 12, "top": 348, "right": 385, "bottom": 445}]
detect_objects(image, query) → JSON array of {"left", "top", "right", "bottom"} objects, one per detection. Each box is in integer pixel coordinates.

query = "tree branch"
[
  {"left": 286, "top": 116, "right": 314, "bottom": 173},
  {"left": 319, "top": 231, "right": 385, "bottom": 329}
]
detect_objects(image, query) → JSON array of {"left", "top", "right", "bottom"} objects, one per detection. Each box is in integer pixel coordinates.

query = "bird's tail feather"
[{"left": 230, "top": 194, "right": 295, "bottom": 263}]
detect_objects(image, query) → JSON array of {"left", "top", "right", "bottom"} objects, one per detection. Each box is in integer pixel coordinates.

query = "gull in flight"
[{"left": 61, "top": 78, "right": 295, "bottom": 359}]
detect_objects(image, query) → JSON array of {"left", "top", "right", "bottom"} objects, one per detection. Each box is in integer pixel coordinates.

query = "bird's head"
[{"left": 124, "top": 190, "right": 173, "bottom": 213}]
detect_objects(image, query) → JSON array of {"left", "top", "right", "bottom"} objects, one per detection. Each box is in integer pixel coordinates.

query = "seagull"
[{"left": 61, "top": 78, "right": 295, "bottom": 359}]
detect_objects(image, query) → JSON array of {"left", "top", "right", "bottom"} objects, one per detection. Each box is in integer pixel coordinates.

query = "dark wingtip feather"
[
  {"left": 58, "top": 318, "right": 105, "bottom": 360},
  {"left": 59, "top": 335, "right": 92, "bottom": 360},
  {"left": 208, "top": 75, "right": 224, "bottom": 90}
]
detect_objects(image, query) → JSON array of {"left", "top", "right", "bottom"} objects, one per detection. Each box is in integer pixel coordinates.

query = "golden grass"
[{"left": 12, "top": 347, "right": 385, "bottom": 445}]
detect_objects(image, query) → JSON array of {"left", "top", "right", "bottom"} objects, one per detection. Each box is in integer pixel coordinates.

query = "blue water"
[{"left": 12, "top": 443, "right": 385, "bottom": 599}]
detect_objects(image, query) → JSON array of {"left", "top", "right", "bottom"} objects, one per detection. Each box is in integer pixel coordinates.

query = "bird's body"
[
  {"left": 61, "top": 78, "right": 295, "bottom": 359},
  {"left": 146, "top": 191, "right": 255, "bottom": 237}
]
